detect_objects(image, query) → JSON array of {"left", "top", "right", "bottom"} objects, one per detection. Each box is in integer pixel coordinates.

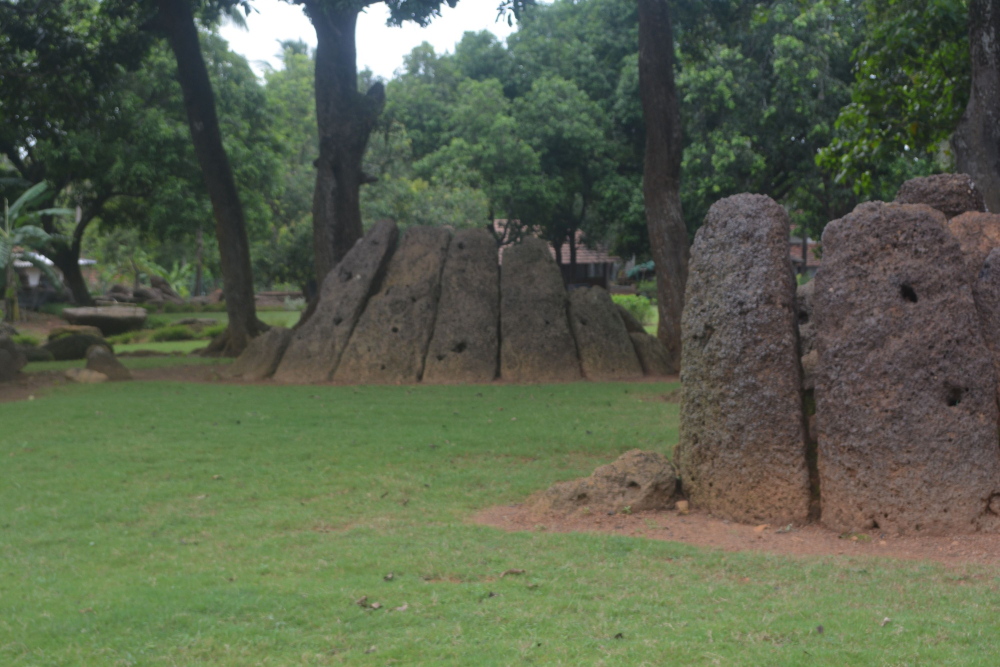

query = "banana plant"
[{"left": 1, "top": 182, "right": 71, "bottom": 323}]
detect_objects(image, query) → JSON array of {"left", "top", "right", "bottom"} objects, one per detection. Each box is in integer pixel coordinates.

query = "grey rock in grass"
[
  {"left": 335, "top": 226, "right": 451, "bottom": 384},
  {"left": 85, "top": 346, "right": 132, "bottom": 381},
  {"left": 615, "top": 303, "right": 646, "bottom": 334},
  {"left": 274, "top": 220, "right": 399, "bottom": 383},
  {"left": 423, "top": 228, "right": 499, "bottom": 384},
  {"left": 230, "top": 327, "right": 293, "bottom": 381},
  {"left": 499, "top": 237, "right": 581, "bottom": 382},
  {"left": 629, "top": 332, "right": 672, "bottom": 376},
  {"left": 676, "top": 193, "right": 810, "bottom": 525},
  {"left": 568, "top": 286, "right": 642, "bottom": 380},
  {"left": 816, "top": 201, "right": 1000, "bottom": 535},
  {"left": 894, "top": 173, "right": 985, "bottom": 220},
  {"left": 43, "top": 334, "right": 111, "bottom": 361}
]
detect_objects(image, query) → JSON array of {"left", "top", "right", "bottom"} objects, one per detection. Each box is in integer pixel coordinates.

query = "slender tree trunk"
[
  {"left": 954, "top": 0, "right": 1000, "bottom": 212},
  {"left": 158, "top": 0, "right": 262, "bottom": 355},
  {"left": 194, "top": 226, "right": 204, "bottom": 296},
  {"left": 569, "top": 231, "right": 578, "bottom": 284},
  {"left": 638, "top": 0, "right": 688, "bottom": 372},
  {"left": 303, "top": 1, "right": 385, "bottom": 284}
]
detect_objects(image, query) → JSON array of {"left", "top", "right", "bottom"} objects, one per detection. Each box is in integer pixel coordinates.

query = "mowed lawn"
[{"left": 1, "top": 378, "right": 998, "bottom": 666}]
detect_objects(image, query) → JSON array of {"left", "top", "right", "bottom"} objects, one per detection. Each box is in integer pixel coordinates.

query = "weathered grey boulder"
[
  {"left": 133, "top": 287, "right": 164, "bottom": 304},
  {"left": 499, "top": 237, "right": 581, "bottom": 382},
  {"left": 65, "top": 368, "right": 108, "bottom": 384},
  {"left": 533, "top": 449, "right": 678, "bottom": 514},
  {"left": 815, "top": 201, "right": 1000, "bottom": 535},
  {"left": 150, "top": 276, "right": 185, "bottom": 304},
  {"left": 274, "top": 221, "right": 399, "bottom": 383},
  {"left": 423, "top": 228, "right": 499, "bottom": 384},
  {"left": 62, "top": 306, "right": 147, "bottom": 335},
  {"left": 974, "top": 247, "right": 1000, "bottom": 406},
  {"left": 230, "top": 327, "right": 292, "bottom": 381},
  {"left": 629, "top": 332, "right": 672, "bottom": 376},
  {"left": 568, "top": 286, "right": 642, "bottom": 380},
  {"left": 0, "top": 335, "right": 27, "bottom": 381},
  {"left": 49, "top": 325, "right": 104, "bottom": 341},
  {"left": 335, "top": 226, "right": 451, "bottom": 384},
  {"left": 676, "top": 193, "right": 810, "bottom": 525},
  {"left": 894, "top": 173, "right": 986, "bottom": 220},
  {"left": 85, "top": 346, "right": 132, "bottom": 381},
  {"left": 615, "top": 303, "right": 646, "bottom": 334},
  {"left": 42, "top": 334, "right": 111, "bottom": 361},
  {"left": 22, "top": 347, "right": 54, "bottom": 362},
  {"left": 948, "top": 211, "right": 1000, "bottom": 278}
]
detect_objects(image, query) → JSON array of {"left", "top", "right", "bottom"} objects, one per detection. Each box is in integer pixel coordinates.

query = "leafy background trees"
[{"left": 0, "top": 0, "right": 987, "bottom": 315}]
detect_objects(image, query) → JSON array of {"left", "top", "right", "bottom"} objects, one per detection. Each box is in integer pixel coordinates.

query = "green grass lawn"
[
  {"left": 152, "top": 310, "right": 301, "bottom": 328},
  {"left": 2, "top": 380, "right": 997, "bottom": 665},
  {"left": 23, "top": 353, "right": 230, "bottom": 374}
]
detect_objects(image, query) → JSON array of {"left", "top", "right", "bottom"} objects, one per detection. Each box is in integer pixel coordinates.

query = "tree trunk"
[
  {"left": 638, "top": 0, "right": 688, "bottom": 373},
  {"left": 51, "top": 245, "right": 93, "bottom": 306},
  {"left": 4, "top": 261, "right": 16, "bottom": 324},
  {"left": 303, "top": 2, "right": 385, "bottom": 284},
  {"left": 194, "top": 226, "right": 203, "bottom": 296},
  {"left": 158, "top": 0, "right": 262, "bottom": 355},
  {"left": 568, "top": 231, "right": 578, "bottom": 284},
  {"left": 954, "top": 0, "right": 1000, "bottom": 212}
]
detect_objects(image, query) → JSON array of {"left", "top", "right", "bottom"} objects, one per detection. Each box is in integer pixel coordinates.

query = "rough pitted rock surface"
[
  {"left": 948, "top": 212, "right": 1000, "bottom": 278},
  {"left": 85, "top": 346, "right": 132, "bottom": 381},
  {"left": 629, "top": 332, "right": 672, "bottom": 376},
  {"left": 569, "top": 287, "right": 642, "bottom": 380},
  {"left": 894, "top": 173, "right": 986, "bottom": 220},
  {"left": 815, "top": 201, "right": 1000, "bottom": 535},
  {"left": 49, "top": 325, "right": 103, "bottom": 340},
  {"left": 0, "top": 335, "right": 27, "bottom": 381},
  {"left": 615, "top": 303, "right": 646, "bottom": 334},
  {"left": 423, "top": 228, "right": 499, "bottom": 383},
  {"left": 335, "top": 226, "right": 451, "bottom": 384},
  {"left": 533, "top": 450, "right": 678, "bottom": 514},
  {"left": 274, "top": 221, "right": 399, "bottom": 383},
  {"left": 133, "top": 287, "right": 164, "bottom": 304},
  {"left": 150, "top": 275, "right": 185, "bottom": 303},
  {"left": 43, "top": 334, "right": 110, "bottom": 361},
  {"left": 500, "top": 237, "right": 581, "bottom": 382},
  {"left": 974, "top": 248, "right": 1000, "bottom": 405},
  {"left": 231, "top": 327, "right": 292, "bottom": 381},
  {"left": 62, "top": 306, "right": 147, "bottom": 335},
  {"left": 676, "top": 193, "right": 810, "bottom": 525}
]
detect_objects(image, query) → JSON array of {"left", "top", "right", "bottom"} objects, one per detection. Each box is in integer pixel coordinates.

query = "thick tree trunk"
[
  {"left": 303, "top": 2, "right": 385, "bottom": 284},
  {"left": 954, "top": 0, "right": 1000, "bottom": 212},
  {"left": 638, "top": 0, "right": 688, "bottom": 372},
  {"left": 51, "top": 245, "right": 93, "bottom": 306},
  {"left": 158, "top": 0, "right": 262, "bottom": 355}
]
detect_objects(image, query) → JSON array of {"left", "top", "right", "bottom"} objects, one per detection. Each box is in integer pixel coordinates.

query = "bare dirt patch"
[
  {"left": 474, "top": 503, "right": 1000, "bottom": 567},
  {"left": 0, "top": 364, "right": 233, "bottom": 403}
]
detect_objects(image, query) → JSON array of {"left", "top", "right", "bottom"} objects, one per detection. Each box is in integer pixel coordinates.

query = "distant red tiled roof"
[{"left": 492, "top": 220, "right": 619, "bottom": 266}]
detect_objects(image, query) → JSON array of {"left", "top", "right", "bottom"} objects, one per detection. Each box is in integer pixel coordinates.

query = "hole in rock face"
[
  {"left": 900, "top": 283, "right": 918, "bottom": 302},
  {"left": 339, "top": 269, "right": 352, "bottom": 283},
  {"left": 627, "top": 481, "right": 640, "bottom": 489},
  {"left": 457, "top": 242, "right": 465, "bottom": 250},
  {"left": 946, "top": 386, "right": 964, "bottom": 407},
  {"left": 436, "top": 354, "right": 445, "bottom": 361},
  {"left": 380, "top": 364, "right": 386, "bottom": 370},
  {"left": 576, "top": 493, "right": 588, "bottom": 502},
  {"left": 333, "top": 316, "right": 343, "bottom": 326},
  {"left": 452, "top": 341, "right": 467, "bottom": 354},
  {"left": 580, "top": 318, "right": 589, "bottom": 326},
  {"left": 391, "top": 326, "right": 399, "bottom": 333}
]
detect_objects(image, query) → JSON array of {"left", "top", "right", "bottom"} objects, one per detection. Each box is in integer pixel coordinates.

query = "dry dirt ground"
[
  {"left": 0, "top": 364, "right": 230, "bottom": 403},
  {"left": 474, "top": 503, "right": 1000, "bottom": 568}
]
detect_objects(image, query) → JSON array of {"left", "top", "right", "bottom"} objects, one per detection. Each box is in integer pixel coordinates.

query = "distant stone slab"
[
  {"left": 815, "top": 201, "right": 1000, "bottom": 535},
  {"left": 230, "top": 327, "right": 293, "bottom": 381},
  {"left": 335, "top": 226, "right": 451, "bottom": 384},
  {"left": 629, "top": 332, "right": 672, "bottom": 376},
  {"left": 62, "top": 306, "right": 147, "bottom": 336},
  {"left": 568, "top": 286, "right": 642, "bottom": 380},
  {"left": 274, "top": 221, "right": 399, "bottom": 383},
  {"left": 894, "top": 173, "right": 985, "bottom": 220},
  {"left": 677, "top": 193, "right": 810, "bottom": 525},
  {"left": 500, "top": 237, "right": 581, "bottom": 383},
  {"left": 423, "top": 228, "right": 499, "bottom": 384}
]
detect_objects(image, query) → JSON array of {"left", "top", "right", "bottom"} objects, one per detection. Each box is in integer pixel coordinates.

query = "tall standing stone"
[
  {"left": 815, "top": 202, "right": 1000, "bottom": 535},
  {"left": 230, "top": 327, "right": 293, "bottom": 381},
  {"left": 499, "top": 237, "right": 581, "bottom": 382},
  {"left": 893, "top": 173, "right": 986, "bottom": 220},
  {"left": 334, "top": 226, "right": 451, "bottom": 384},
  {"left": 423, "top": 228, "right": 499, "bottom": 384},
  {"left": 974, "top": 247, "right": 1000, "bottom": 407},
  {"left": 676, "top": 194, "right": 810, "bottom": 524},
  {"left": 274, "top": 221, "right": 399, "bottom": 383},
  {"left": 568, "top": 286, "right": 642, "bottom": 380}
]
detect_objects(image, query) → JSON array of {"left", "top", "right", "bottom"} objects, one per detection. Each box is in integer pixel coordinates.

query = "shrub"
[
  {"left": 107, "top": 331, "right": 143, "bottom": 345},
  {"left": 635, "top": 279, "right": 657, "bottom": 299},
  {"left": 12, "top": 333, "right": 40, "bottom": 347},
  {"left": 145, "top": 315, "right": 172, "bottom": 330},
  {"left": 199, "top": 324, "right": 228, "bottom": 340},
  {"left": 612, "top": 294, "right": 654, "bottom": 326},
  {"left": 150, "top": 325, "right": 195, "bottom": 342}
]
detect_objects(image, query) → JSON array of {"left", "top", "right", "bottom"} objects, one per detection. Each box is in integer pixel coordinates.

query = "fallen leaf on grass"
[
  {"left": 880, "top": 617, "right": 891, "bottom": 627},
  {"left": 384, "top": 572, "right": 394, "bottom": 581},
  {"left": 370, "top": 602, "right": 382, "bottom": 610},
  {"left": 394, "top": 603, "right": 408, "bottom": 612},
  {"left": 364, "top": 646, "right": 376, "bottom": 654},
  {"left": 79, "top": 607, "right": 93, "bottom": 614},
  {"left": 500, "top": 569, "right": 525, "bottom": 578},
  {"left": 355, "top": 596, "right": 368, "bottom": 608}
]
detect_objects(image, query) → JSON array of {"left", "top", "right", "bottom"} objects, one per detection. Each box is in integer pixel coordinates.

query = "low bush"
[
  {"left": 12, "top": 333, "right": 40, "bottom": 347},
  {"left": 199, "top": 324, "right": 228, "bottom": 340},
  {"left": 145, "top": 315, "right": 172, "bottom": 330},
  {"left": 107, "top": 331, "right": 144, "bottom": 345},
  {"left": 612, "top": 294, "right": 654, "bottom": 326},
  {"left": 150, "top": 325, "right": 195, "bottom": 342}
]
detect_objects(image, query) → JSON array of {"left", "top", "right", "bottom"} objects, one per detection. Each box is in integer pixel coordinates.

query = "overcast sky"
[{"left": 219, "top": 0, "right": 522, "bottom": 80}]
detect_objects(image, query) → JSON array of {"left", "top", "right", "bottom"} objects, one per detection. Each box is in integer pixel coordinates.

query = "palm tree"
[{"left": 1, "top": 183, "right": 70, "bottom": 322}]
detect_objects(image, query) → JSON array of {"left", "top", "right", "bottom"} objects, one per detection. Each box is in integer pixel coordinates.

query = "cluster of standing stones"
[
  {"left": 230, "top": 220, "right": 673, "bottom": 385},
  {"left": 677, "top": 173, "right": 1000, "bottom": 536}
]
